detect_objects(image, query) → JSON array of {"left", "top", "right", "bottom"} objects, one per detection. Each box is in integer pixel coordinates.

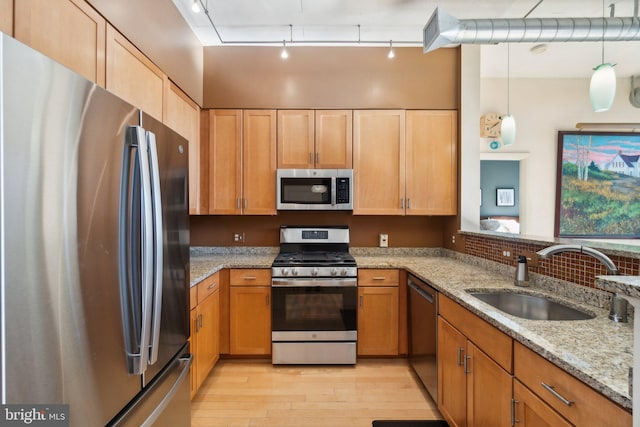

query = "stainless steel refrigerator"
[{"left": 0, "top": 33, "right": 191, "bottom": 426}]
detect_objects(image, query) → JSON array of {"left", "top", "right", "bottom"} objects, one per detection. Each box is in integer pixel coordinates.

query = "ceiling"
[{"left": 172, "top": 0, "right": 640, "bottom": 78}]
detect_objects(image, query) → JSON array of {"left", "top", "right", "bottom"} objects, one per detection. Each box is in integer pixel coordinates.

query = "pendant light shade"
[
  {"left": 191, "top": 0, "right": 201, "bottom": 13},
  {"left": 590, "top": 63, "right": 616, "bottom": 112},
  {"left": 280, "top": 40, "right": 289, "bottom": 59},
  {"left": 501, "top": 114, "right": 516, "bottom": 146}
]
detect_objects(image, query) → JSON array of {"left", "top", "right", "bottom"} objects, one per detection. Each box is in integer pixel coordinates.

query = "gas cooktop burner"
[{"left": 273, "top": 251, "right": 356, "bottom": 265}]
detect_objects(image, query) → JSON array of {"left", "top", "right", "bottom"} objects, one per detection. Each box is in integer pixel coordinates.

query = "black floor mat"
[{"left": 372, "top": 421, "right": 449, "bottom": 427}]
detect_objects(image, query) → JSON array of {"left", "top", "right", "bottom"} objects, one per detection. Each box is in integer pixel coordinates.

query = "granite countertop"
[{"left": 190, "top": 247, "right": 633, "bottom": 411}]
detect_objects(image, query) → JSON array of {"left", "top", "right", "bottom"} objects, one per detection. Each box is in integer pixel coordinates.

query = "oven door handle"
[{"left": 272, "top": 278, "right": 357, "bottom": 287}]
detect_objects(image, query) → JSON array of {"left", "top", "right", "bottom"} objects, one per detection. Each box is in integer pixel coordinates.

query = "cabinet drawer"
[
  {"left": 439, "top": 295, "right": 512, "bottom": 372},
  {"left": 358, "top": 269, "right": 399, "bottom": 286},
  {"left": 190, "top": 285, "right": 198, "bottom": 311},
  {"left": 197, "top": 271, "right": 220, "bottom": 304},
  {"left": 230, "top": 269, "right": 271, "bottom": 286},
  {"left": 514, "top": 341, "right": 631, "bottom": 427}
]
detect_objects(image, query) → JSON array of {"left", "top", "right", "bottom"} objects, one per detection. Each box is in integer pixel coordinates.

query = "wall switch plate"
[
  {"left": 233, "top": 232, "right": 244, "bottom": 243},
  {"left": 379, "top": 233, "right": 389, "bottom": 248}
]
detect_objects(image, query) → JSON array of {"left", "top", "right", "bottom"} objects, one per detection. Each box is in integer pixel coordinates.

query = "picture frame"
[
  {"left": 555, "top": 130, "right": 640, "bottom": 238},
  {"left": 496, "top": 188, "right": 515, "bottom": 207}
]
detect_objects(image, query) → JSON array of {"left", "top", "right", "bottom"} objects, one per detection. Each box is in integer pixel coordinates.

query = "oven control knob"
[
  {"left": 311, "top": 268, "right": 319, "bottom": 276},
  {"left": 281, "top": 268, "right": 289, "bottom": 276},
  {"left": 340, "top": 269, "right": 348, "bottom": 276},
  {"left": 291, "top": 268, "right": 298, "bottom": 276},
  {"left": 330, "top": 268, "right": 338, "bottom": 276}
]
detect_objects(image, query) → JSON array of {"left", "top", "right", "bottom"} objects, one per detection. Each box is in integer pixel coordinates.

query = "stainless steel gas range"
[{"left": 271, "top": 225, "right": 357, "bottom": 364}]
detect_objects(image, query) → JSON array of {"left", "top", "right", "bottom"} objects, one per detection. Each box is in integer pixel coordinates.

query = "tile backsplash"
[{"left": 464, "top": 234, "right": 640, "bottom": 289}]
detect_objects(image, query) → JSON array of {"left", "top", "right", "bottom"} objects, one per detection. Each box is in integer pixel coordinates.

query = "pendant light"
[
  {"left": 590, "top": 0, "right": 617, "bottom": 112},
  {"left": 280, "top": 40, "right": 289, "bottom": 59},
  {"left": 501, "top": 44, "right": 516, "bottom": 146},
  {"left": 387, "top": 40, "right": 395, "bottom": 59},
  {"left": 191, "top": 0, "right": 201, "bottom": 13}
]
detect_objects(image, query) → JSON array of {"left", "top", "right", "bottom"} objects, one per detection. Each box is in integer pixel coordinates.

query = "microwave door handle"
[{"left": 331, "top": 177, "right": 336, "bottom": 206}]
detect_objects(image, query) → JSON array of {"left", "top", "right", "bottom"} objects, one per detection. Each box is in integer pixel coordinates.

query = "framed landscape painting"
[{"left": 555, "top": 131, "right": 640, "bottom": 237}]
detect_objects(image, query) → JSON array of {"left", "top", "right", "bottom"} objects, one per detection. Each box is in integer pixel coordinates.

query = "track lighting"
[
  {"left": 191, "top": 0, "right": 200, "bottom": 13},
  {"left": 280, "top": 40, "right": 289, "bottom": 59},
  {"left": 387, "top": 40, "right": 395, "bottom": 59}
]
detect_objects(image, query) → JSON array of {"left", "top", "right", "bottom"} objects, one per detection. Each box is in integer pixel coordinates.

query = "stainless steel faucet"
[{"left": 536, "top": 244, "right": 620, "bottom": 275}]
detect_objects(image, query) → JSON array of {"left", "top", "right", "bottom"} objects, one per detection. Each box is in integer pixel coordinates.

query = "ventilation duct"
[{"left": 423, "top": 7, "right": 640, "bottom": 53}]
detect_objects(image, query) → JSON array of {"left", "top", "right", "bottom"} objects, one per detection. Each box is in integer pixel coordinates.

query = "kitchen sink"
[{"left": 467, "top": 290, "right": 595, "bottom": 321}]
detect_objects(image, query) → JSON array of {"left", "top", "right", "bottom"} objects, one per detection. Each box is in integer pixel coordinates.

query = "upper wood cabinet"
[
  {"left": 106, "top": 25, "right": 166, "bottom": 121},
  {"left": 243, "top": 110, "right": 277, "bottom": 215},
  {"left": 14, "top": 0, "right": 106, "bottom": 86},
  {"left": 277, "top": 110, "right": 353, "bottom": 169},
  {"left": 406, "top": 110, "right": 458, "bottom": 215},
  {"left": 0, "top": 0, "right": 13, "bottom": 35},
  {"left": 206, "top": 110, "right": 276, "bottom": 215},
  {"left": 164, "top": 82, "right": 202, "bottom": 215},
  {"left": 353, "top": 110, "right": 406, "bottom": 215}
]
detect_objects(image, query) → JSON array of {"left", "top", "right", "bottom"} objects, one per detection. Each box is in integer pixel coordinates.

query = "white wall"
[{"left": 479, "top": 77, "right": 640, "bottom": 237}]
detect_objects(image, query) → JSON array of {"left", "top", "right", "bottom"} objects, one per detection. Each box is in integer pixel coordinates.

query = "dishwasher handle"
[{"left": 408, "top": 279, "right": 435, "bottom": 304}]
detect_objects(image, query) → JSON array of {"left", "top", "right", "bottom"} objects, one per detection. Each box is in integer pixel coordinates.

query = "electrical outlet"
[
  {"left": 233, "top": 232, "right": 244, "bottom": 243},
  {"left": 521, "top": 250, "right": 540, "bottom": 267},
  {"left": 379, "top": 233, "right": 389, "bottom": 248}
]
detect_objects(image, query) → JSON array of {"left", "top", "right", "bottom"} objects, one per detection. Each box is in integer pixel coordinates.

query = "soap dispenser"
[{"left": 514, "top": 255, "right": 530, "bottom": 287}]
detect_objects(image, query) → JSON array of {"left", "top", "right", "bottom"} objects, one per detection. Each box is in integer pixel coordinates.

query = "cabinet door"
[
  {"left": 357, "top": 286, "right": 399, "bottom": 356},
  {"left": 353, "top": 110, "right": 405, "bottom": 215},
  {"left": 277, "top": 110, "right": 314, "bottom": 169},
  {"left": 15, "top": 0, "right": 106, "bottom": 86},
  {"left": 230, "top": 286, "right": 271, "bottom": 355},
  {"left": 466, "top": 342, "right": 512, "bottom": 427},
  {"left": 195, "top": 289, "right": 219, "bottom": 390},
  {"left": 406, "top": 110, "right": 457, "bottom": 215},
  {"left": 513, "top": 380, "right": 572, "bottom": 427},
  {"left": 106, "top": 25, "right": 165, "bottom": 121},
  {"left": 208, "top": 110, "right": 242, "bottom": 214},
  {"left": 1, "top": 0, "right": 13, "bottom": 35},
  {"left": 315, "top": 110, "right": 353, "bottom": 168},
  {"left": 437, "top": 316, "right": 467, "bottom": 427},
  {"left": 243, "top": 110, "right": 277, "bottom": 215},
  {"left": 164, "top": 82, "right": 201, "bottom": 215}
]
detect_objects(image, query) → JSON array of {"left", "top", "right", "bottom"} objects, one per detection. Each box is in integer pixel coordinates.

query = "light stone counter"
[{"left": 190, "top": 247, "right": 633, "bottom": 411}]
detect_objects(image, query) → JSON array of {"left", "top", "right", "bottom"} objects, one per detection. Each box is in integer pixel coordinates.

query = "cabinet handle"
[
  {"left": 309, "top": 152, "right": 313, "bottom": 164},
  {"left": 407, "top": 198, "right": 411, "bottom": 209},
  {"left": 541, "top": 382, "right": 574, "bottom": 406},
  {"left": 359, "top": 296, "right": 363, "bottom": 307},
  {"left": 316, "top": 152, "right": 320, "bottom": 163},
  {"left": 194, "top": 317, "right": 199, "bottom": 333},
  {"left": 456, "top": 347, "right": 464, "bottom": 366},
  {"left": 244, "top": 276, "right": 257, "bottom": 280},
  {"left": 401, "top": 198, "right": 405, "bottom": 209},
  {"left": 236, "top": 198, "right": 241, "bottom": 209},
  {"left": 207, "top": 283, "right": 216, "bottom": 290},
  {"left": 511, "top": 399, "right": 520, "bottom": 425},
  {"left": 266, "top": 295, "right": 270, "bottom": 306},
  {"left": 243, "top": 198, "right": 247, "bottom": 209},
  {"left": 463, "top": 355, "right": 471, "bottom": 374},
  {"left": 198, "top": 313, "right": 203, "bottom": 330},
  {"left": 372, "top": 277, "right": 386, "bottom": 281}
]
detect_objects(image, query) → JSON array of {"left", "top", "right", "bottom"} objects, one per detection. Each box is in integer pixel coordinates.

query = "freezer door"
[
  {"left": 110, "top": 348, "right": 192, "bottom": 427},
  {"left": 139, "top": 113, "right": 190, "bottom": 385},
  {"left": 1, "top": 35, "right": 142, "bottom": 425}
]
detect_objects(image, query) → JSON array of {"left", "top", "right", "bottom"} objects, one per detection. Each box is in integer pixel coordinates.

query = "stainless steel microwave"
[{"left": 276, "top": 169, "right": 353, "bottom": 210}]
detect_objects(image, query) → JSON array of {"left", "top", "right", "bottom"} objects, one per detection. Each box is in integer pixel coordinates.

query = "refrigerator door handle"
[
  {"left": 140, "top": 355, "right": 192, "bottom": 427},
  {"left": 146, "top": 131, "right": 164, "bottom": 365},
  {"left": 120, "top": 125, "right": 154, "bottom": 376}
]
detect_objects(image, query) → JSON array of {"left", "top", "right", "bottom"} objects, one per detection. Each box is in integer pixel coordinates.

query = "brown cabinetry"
[
  {"left": 357, "top": 269, "right": 399, "bottom": 356},
  {"left": 438, "top": 295, "right": 512, "bottom": 427},
  {"left": 405, "top": 110, "right": 457, "bottom": 215},
  {"left": 164, "top": 81, "right": 202, "bottom": 214},
  {"left": 205, "top": 110, "right": 276, "bottom": 215},
  {"left": 514, "top": 341, "right": 631, "bottom": 427},
  {"left": 229, "top": 269, "right": 271, "bottom": 355},
  {"left": 106, "top": 24, "right": 166, "bottom": 121},
  {"left": 0, "top": 0, "right": 12, "bottom": 35},
  {"left": 190, "top": 272, "right": 220, "bottom": 397},
  {"left": 277, "top": 110, "right": 352, "bottom": 169},
  {"left": 513, "top": 379, "right": 572, "bottom": 427},
  {"left": 14, "top": 0, "right": 106, "bottom": 86}
]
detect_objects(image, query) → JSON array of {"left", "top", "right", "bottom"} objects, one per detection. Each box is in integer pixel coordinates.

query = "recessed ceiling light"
[{"left": 530, "top": 44, "right": 548, "bottom": 54}]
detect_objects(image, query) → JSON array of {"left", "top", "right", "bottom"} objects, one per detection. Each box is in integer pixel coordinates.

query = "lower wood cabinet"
[
  {"left": 438, "top": 295, "right": 513, "bottom": 427},
  {"left": 190, "top": 271, "right": 220, "bottom": 397},
  {"left": 513, "top": 379, "right": 572, "bottom": 427},
  {"left": 357, "top": 269, "right": 399, "bottom": 356},
  {"left": 229, "top": 269, "right": 271, "bottom": 355}
]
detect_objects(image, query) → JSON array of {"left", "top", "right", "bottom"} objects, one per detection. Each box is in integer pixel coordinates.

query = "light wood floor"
[{"left": 191, "top": 358, "right": 442, "bottom": 427}]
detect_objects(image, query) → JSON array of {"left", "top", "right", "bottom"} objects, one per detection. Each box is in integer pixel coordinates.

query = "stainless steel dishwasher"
[{"left": 408, "top": 274, "right": 438, "bottom": 403}]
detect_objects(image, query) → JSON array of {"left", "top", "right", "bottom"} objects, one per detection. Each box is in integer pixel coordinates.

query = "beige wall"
[
  {"left": 479, "top": 77, "right": 640, "bottom": 237},
  {"left": 0, "top": 0, "right": 12, "bottom": 35},
  {"left": 203, "top": 46, "right": 460, "bottom": 109},
  {"left": 87, "top": 0, "right": 203, "bottom": 105}
]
